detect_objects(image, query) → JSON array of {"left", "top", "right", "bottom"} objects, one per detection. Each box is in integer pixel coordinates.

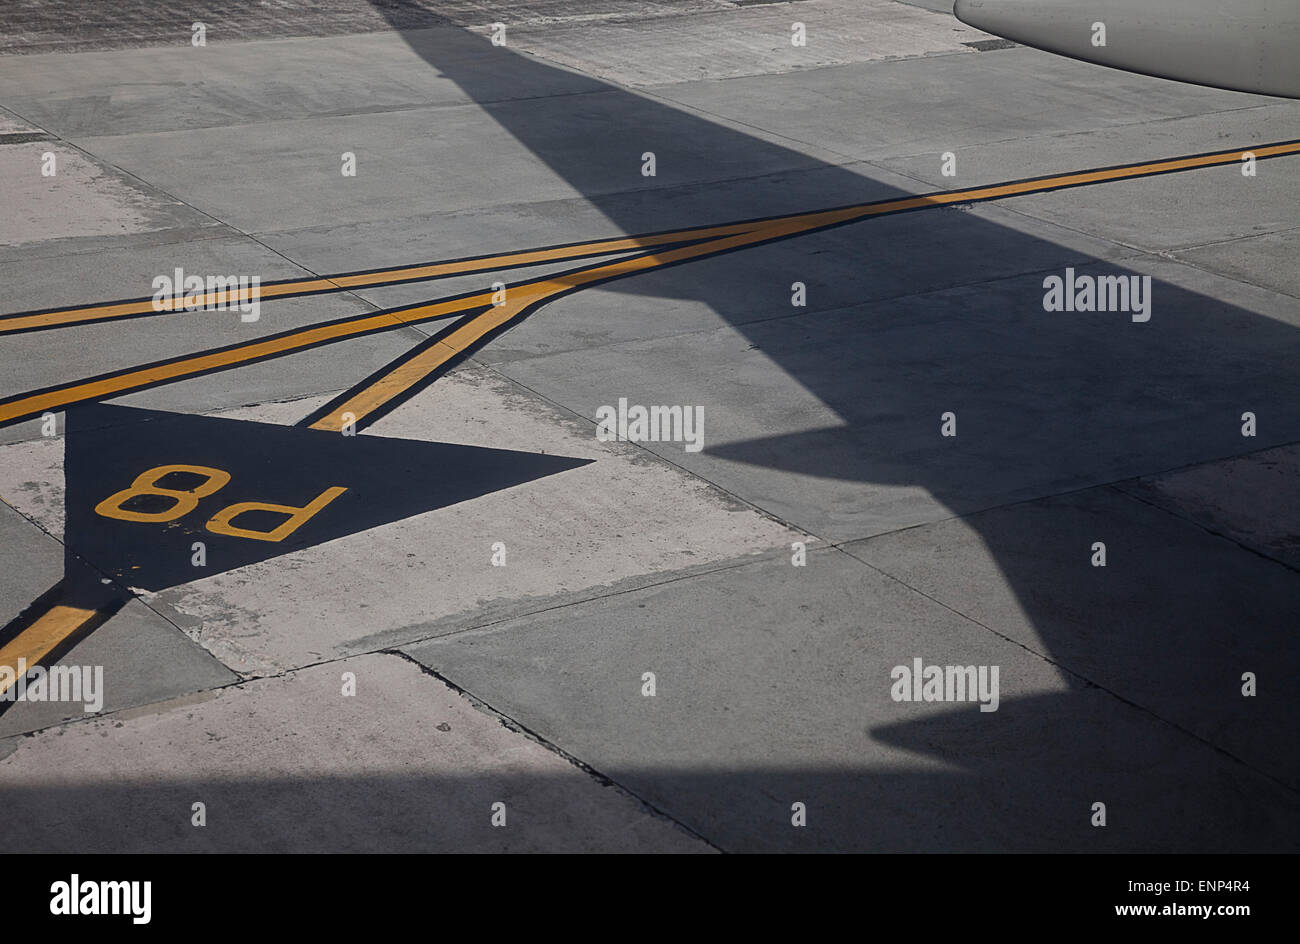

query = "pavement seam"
[
  {"left": 6, "top": 442, "right": 1296, "bottom": 799},
  {"left": 5, "top": 510, "right": 1290, "bottom": 811},
  {"left": 813, "top": 437, "right": 1300, "bottom": 555},
  {"left": 235, "top": 154, "right": 870, "bottom": 246},
  {"left": 0, "top": 131, "right": 54, "bottom": 144},
  {"left": 351, "top": 428, "right": 1299, "bottom": 664},
  {"left": 870, "top": 100, "right": 1299, "bottom": 180},
  {"left": 384, "top": 648, "right": 727, "bottom": 852},
  {"left": 70, "top": 85, "right": 627, "bottom": 137},
  {"left": 471, "top": 246, "right": 1152, "bottom": 373},
  {"left": 4, "top": 68, "right": 1296, "bottom": 773},
  {"left": 0, "top": 494, "right": 808, "bottom": 739},
  {"left": 632, "top": 86, "right": 885, "bottom": 167},
  {"left": 472, "top": 357, "right": 826, "bottom": 536},
  {"left": 1165, "top": 223, "right": 1300, "bottom": 256},
  {"left": 0, "top": 494, "right": 255, "bottom": 688},
  {"left": 371, "top": 544, "right": 838, "bottom": 651},
  {"left": 988, "top": 200, "right": 1300, "bottom": 302},
  {"left": 457, "top": 327, "right": 1300, "bottom": 612},
  {"left": 5, "top": 381, "right": 1296, "bottom": 692},
  {"left": 60, "top": 90, "right": 867, "bottom": 206},
  {"left": 644, "top": 62, "right": 1294, "bottom": 167},
  {"left": 0, "top": 227, "right": 239, "bottom": 267},
  {"left": 634, "top": 46, "right": 984, "bottom": 94},
  {"left": 832, "top": 542, "right": 1300, "bottom": 800},
  {"left": 0, "top": 104, "right": 389, "bottom": 318},
  {"left": 2, "top": 639, "right": 721, "bottom": 850},
  {"left": 1107, "top": 481, "right": 1300, "bottom": 576},
  {"left": 0, "top": 1, "right": 942, "bottom": 60},
  {"left": 1152, "top": 246, "right": 1300, "bottom": 302}
]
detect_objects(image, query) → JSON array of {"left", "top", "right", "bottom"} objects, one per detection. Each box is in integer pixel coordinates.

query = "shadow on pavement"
[{"left": 332, "top": 9, "right": 1300, "bottom": 850}]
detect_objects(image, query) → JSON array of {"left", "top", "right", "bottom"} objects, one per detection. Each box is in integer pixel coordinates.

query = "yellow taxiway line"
[
  {"left": 306, "top": 139, "right": 1300, "bottom": 429},
  {"left": 3, "top": 139, "right": 1294, "bottom": 341},
  {"left": 0, "top": 604, "right": 99, "bottom": 698},
  {"left": 8, "top": 140, "right": 1297, "bottom": 431},
  {"left": 0, "top": 225, "right": 766, "bottom": 335},
  {"left": 2, "top": 138, "right": 1297, "bottom": 690}
]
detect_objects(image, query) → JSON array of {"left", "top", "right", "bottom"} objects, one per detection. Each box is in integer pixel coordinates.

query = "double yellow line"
[
  {"left": 6, "top": 138, "right": 1296, "bottom": 434},
  {"left": 0, "top": 224, "right": 763, "bottom": 337},
  {"left": 305, "top": 136, "right": 1300, "bottom": 430},
  {"left": 2, "top": 138, "right": 1298, "bottom": 699}
]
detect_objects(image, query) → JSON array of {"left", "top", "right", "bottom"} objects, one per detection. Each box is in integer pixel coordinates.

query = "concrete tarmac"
[{"left": 1, "top": 0, "right": 1297, "bottom": 852}]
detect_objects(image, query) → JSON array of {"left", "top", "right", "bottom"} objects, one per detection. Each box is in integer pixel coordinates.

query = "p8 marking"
[
  {"left": 95, "top": 463, "right": 347, "bottom": 543},
  {"left": 59, "top": 402, "right": 590, "bottom": 593},
  {"left": 1, "top": 401, "right": 591, "bottom": 706}
]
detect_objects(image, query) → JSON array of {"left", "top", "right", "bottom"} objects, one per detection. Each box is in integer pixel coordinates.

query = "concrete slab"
[
  {"left": 0, "top": 228, "right": 449, "bottom": 448},
  {"left": 0, "top": 596, "right": 240, "bottom": 737},
  {"left": 74, "top": 87, "right": 844, "bottom": 235},
  {"left": 843, "top": 486, "right": 1300, "bottom": 790},
  {"left": 404, "top": 548, "right": 1300, "bottom": 851},
  {"left": 0, "top": 106, "right": 41, "bottom": 135},
  {"left": 1118, "top": 443, "right": 1300, "bottom": 571},
  {"left": 0, "top": 30, "right": 606, "bottom": 138},
  {"left": 998, "top": 162, "right": 1297, "bottom": 255},
  {"left": 0, "top": 223, "right": 234, "bottom": 268},
  {"left": 652, "top": 46, "right": 1281, "bottom": 162},
  {"left": 0, "top": 140, "right": 211, "bottom": 248},
  {"left": 255, "top": 178, "right": 1133, "bottom": 369},
  {"left": 0, "top": 500, "right": 62, "bottom": 628},
  {"left": 495, "top": 254, "right": 1300, "bottom": 541},
  {"left": 872, "top": 105, "right": 1300, "bottom": 253},
  {"left": 0, "top": 367, "right": 803, "bottom": 676},
  {"left": 874, "top": 105, "right": 1300, "bottom": 190},
  {"left": 1, "top": 0, "right": 1298, "bottom": 854},
  {"left": 0, "top": 653, "right": 711, "bottom": 852},
  {"left": 472, "top": 200, "right": 1135, "bottom": 366},
  {"left": 491, "top": 0, "right": 986, "bottom": 87},
  {"left": 0, "top": 230, "right": 279, "bottom": 316},
  {"left": 896, "top": 0, "right": 956, "bottom": 13},
  {"left": 1173, "top": 229, "right": 1300, "bottom": 299},
  {"left": 0, "top": 0, "right": 731, "bottom": 56},
  {"left": 0, "top": 498, "right": 238, "bottom": 737}
]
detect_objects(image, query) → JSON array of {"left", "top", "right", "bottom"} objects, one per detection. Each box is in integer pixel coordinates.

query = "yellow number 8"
[{"left": 94, "top": 464, "right": 232, "bottom": 523}]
